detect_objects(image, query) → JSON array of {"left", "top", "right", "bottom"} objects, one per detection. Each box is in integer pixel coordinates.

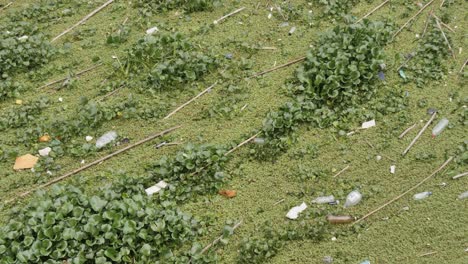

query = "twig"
[
  {"left": 0, "top": 2, "right": 12, "bottom": 12},
  {"left": 440, "top": 0, "right": 445, "bottom": 8},
  {"left": 452, "top": 171, "right": 468, "bottom": 180},
  {"left": 250, "top": 56, "right": 306, "bottom": 78},
  {"left": 364, "top": 139, "right": 375, "bottom": 149},
  {"left": 434, "top": 15, "right": 455, "bottom": 59},
  {"left": 355, "top": 0, "right": 390, "bottom": 24},
  {"left": 459, "top": 59, "right": 468, "bottom": 73},
  {"left": 398, "top": 123, "right": 417, "bottom": 139},
  {"left": 333, "top": 165, "right": 350, "bottom": 178},
  {"left": 51, "top": 0, "right": 114, "bottom": 42},
  {"left": 213, "top": 7, "right": 246, "bottom": 24},
  {"left": 431, "top": 14, "right": 455, "bottom": 32},
  {"left": 392, "top": 0, "right": 435, "bottom": 39},
  {"left": 163, "top": 82, "right": 218, "bottom": 119},
  {"left": 273, "top": 198, "right": 285, "bottom": 205},
  {"left": 225, "top": 132, "right": 260, "bottom": 156},
  {"left": 421, "top": 9, "right": 433, "bottom": 39},
  {"left": 354, "top": 157, "right": 453, "bottom": 224},
  {"left": 255, "top": 47, "right": 277, "bottom": 50},
  {"left": 97, "top": 86, "right": 123, "bottom": 102},
  {"left": 5, "top": 126, "right": 181, "bottom": 204},
  {"left": 38, "top": 63, "right": 102, "bottom": 89},
  {"left": 419, "top": 251, "right": 437, "bottom": 257},
  {"left": 201, "top": 221, "right": 242, "bottom": 255},
  {"left": 402, "top": 112, "right": 437, "bottom": 156},
  {"left": 396, "top": 54, "right": 416, "bottom": 72}
]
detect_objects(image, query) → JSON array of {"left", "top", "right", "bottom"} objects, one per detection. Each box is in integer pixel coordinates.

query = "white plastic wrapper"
[
  {"left": 286, "top": 202, "right": 307, "bottom": 219},
  {"left": 361, "top": 120, "right": 376, "bottom": 129},
  {"left": 145, "top": 181, "right": 168, "bottom": 195}
]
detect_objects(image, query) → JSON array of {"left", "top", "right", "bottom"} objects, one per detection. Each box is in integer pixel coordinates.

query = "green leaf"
[
  {"left": 140, "top": 244, "right": 151, "bottom": 256},
  {"left": 90, "top": 196, "right": 108, "bottom": 212}
]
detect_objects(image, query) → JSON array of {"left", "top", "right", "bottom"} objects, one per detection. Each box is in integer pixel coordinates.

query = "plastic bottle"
[
  {"left": 431, "top": 118, "right": 449, "bottom": 137},
  {"left": 253, "top": 138, "right": 265, "bottom": 145},
  {"left": 326, "top": 215, "right": 354, "bottom": 224},
  {"left": 458, "top": 191, "right": 468, "bottom": 200},
  {"left": 344, "top": 190, "right": 362, "bottom": 208},
  {"left": 413, "top": 191, "right": 432, "bottom": 200},
  {"left": 312, "top": 195, "right": 335, "bottom": 204},
  {"left": 96, "top": 131, "right": 117, "bottom": 148}
]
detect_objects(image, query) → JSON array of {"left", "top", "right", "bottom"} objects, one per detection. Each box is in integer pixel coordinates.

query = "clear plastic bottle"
[
  {"left": 413, "top": 191, "right": 432, "bottom": 200},
  {"left": 326, "top": 215, "right": 354, "bottom": 224},
  {"left": 96, "top": 131, "right": 117, "bottom": 148},
  {"left": 253, "top": 138, "right": 265, "bottom": 144},
  {"left": 458, "top": 191, "right": 468, "bottom": 200},
  {"left": 431, "top": 118, "right": 449, "bottom": 137},
  {"left": 312, "top": 195, "right": 335, "bottom": 204},
  {"left": 344, "top": 190, "right": 362, "bottom": 208}
]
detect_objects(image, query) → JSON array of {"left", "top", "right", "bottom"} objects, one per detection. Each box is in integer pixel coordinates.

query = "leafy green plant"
[
  {"left": 0, "top": 97, "right": 50, "bottom": 131},
  {"left": 122, "top": 32, "right": 218, "bottom": 95},
  {"left": 0, "top": 183, "right": 207, "bottom": 263},
  {"left": 135, "top": 0, "right": 218, "bottom": 16},
  {"left": 316, "top": 0, "right": 359, "bottom": 19}
]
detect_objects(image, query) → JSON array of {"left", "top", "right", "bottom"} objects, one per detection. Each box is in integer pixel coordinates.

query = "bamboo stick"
[
  {"left": 250, "top": 57, "right": 305, "bottom": 78},
  {"left": 402, "top": 112, "right": 436, "bottom": 156},
  {"left": 5, "top": 126, "right": 181, "bottom": 204},
  {"left": 354, "top": 157, "right": 453, "bottom": 224},
  {"left": 333, "top": 165, "right": 350, "bottom": 178},
  {"left": 452, "top": 171, "right": 468, "bottom": 180},
  {"left": 398, "top": 123, "right": 417, "bottom": 139},
  {"left": 51, "top": 0, "right": 114, "bottom": 42},
  {"left": 213, "top": 7, "right": 246, "bottom": 24}
]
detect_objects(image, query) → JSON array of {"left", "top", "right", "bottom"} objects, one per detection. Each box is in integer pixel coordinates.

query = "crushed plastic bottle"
[
  {"left": 312, "top": 195, "right": 335, "bottom": 204},
  {"left": 96, "top": 131, "right": 117, "bottom": 149},
  {"left": 458, "top": 191, "right": 468, "bottom": 200},
  {"left": 413, "top": 191, "right": 432, "bottom": 200},
  {"left": 344, "top": 190, "right": 362, "bottom": 208},
  {"left": 431, "top": 118, "right": 449, "bottom": 137}
]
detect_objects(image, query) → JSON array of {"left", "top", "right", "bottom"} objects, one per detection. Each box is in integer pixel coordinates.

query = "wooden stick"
[
  {"left": 434, "top": 15, "right": 455, "bottom": 59},
  {"left": 396, "top": 54, "right": 416, "bottom": 72},
  {"left": 452, "top": 171, "right": 468, "bottom": 180},
  {"left": 392, "top": 0, "right": 435, "bottom": 39},
  {"left": 402, "top": 112, "right": 437, "bottom": 156},
  {"left": 38, "top": 63, "right": 102, "bottom": 89},
  {"left": 354, "top": 157, "right": 453, "bottom": 224},
  {"left": 355, "top": 0, "right": 390, "bottom": 24},
  {"left": 255, "top": 47, "right": 277, "bottom": 50},
  {"left": 419, "top": 251, "right": 437, "bottom": 257},
  {"left": 398, "top": 123, "right": 417, "bottom": 139},
  {"left": 333, "top": 165, "right": 350, "bottom": 178},
  {"left": 431, "top": 14, "right": 455, "bottom": 32},
  {"left": 460, "top": 59, "right": 468, "bottom": 73},
  {"left": 250, "top": 56, "right": 305, "bottom": 78},
  {"left": 421, "top": 9, "right": 433, "bottom": 39},
  {"left": 51, "top": 0, "right": 114, "bottom": 42},
  {"left": 97, "top": 85, "right": 123, "bottom": 102},
  {"left": 273, "top": 198, "right": 285, "bottom": 205},
  {"left": 201, "top": 220, "right": 242, "bottom": 255},
  {"left": 225, "top": 132, "right": 260, "bottom": 156},
  {"left": 213, "top": 7, "right": 246, "bottom": 24},
  {"left": 0, "top": 2, "right": 12, "bottom": 12},
  {"left": 163, "top": 82, "right": 218, "bottom": 119},
  {"left": 440, "top": 0, "right": 445, "bottom": 8},
  {"left": 5, "top": 126, "right": 181, "bottom": 204}
]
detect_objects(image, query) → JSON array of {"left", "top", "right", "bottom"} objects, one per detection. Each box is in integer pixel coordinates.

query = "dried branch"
[
  {"left": 38, "top": 63, "right": 102, "bottom": 89},
  {"left": 250, "top": 56, "right": 305, "bottom": 78},
  {"left": 398, "top": 123, "right": 417, "bottom": 139},
  {"left": 213, "top": 7, "right": 246, "bottom": 24},
  {"left": 452, "top": 171, "right": 468, "bottom": 180},
  {"left": 402, "top": 112, "right": 437, "bottom": 156},
  {"left": 333, "top": 165, "right": 350, "bottom": 178},
  {"left": 0, "top": 2, "right": 12, "bottom": 12},
  {"left": 355, "top": 0, "right": 390, "bottom": 24},
  {"left": 434, "top": 15, "right": 455, "bottom": 59},
  {"left": 393, "top": 0, "right": 435, "bottom": 39},
  {"left": 354, "top": 157, "right": 453, "bottom": 224}
]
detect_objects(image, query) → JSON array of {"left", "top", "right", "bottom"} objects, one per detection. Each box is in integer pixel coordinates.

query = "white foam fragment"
[
  {"left": 286, "top": 202, "right": 307, "bottom": 220},
  {"left": 38, "top": 147, "right": 52, "bottom": 157},
  {"left": 85, "top": 136, "right": 93, "bottom": 142},
  {"left": 145, "top": 180, "right": 168, "bottom": 195},
  {"left": 361, "top": 120, "right": 376, "bottom": 129},
  {"left": 146, "top": 26, "right": 159, "bottom": 35},
  {"left": 390, "top": 165, "right": 396, "bottom": 174}
]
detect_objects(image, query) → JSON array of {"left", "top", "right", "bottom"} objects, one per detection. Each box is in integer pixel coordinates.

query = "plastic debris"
[
  {"left": 146, "top": 26, "right": 159, "bottom": 35},
  {"left": 145, "top": 181, "right": 168, "bottom": 195},
  {"left": 18, "top": 35, "right": 28, "bottom": 42},
  {"left": 427, "top": 108, "right": 437, "bottom": 115},
  {"left": 323, "top": 256, "right": 333, "bottom": 264},
  {"left": 225, "top": 53, "right": 233, "bottom": 59},
  {"left": 58, "top": 97, "right": 63, "bottom": 102},
  {"left": 279, "top": 22, "right": 289, "bottom": 27},
  {"left": 312, "top": 195, "right": 335, "bottom": 204},
  {"left": 361, "top": 120, "right": 376, "bottom": 129},
  {"left": 378, "top": 71, "right": 385, "bottom": 80},
  {"left": 15, "top": 99, "right": 23, "bottom": 105},
  {"left": 344, "top": 190, "right": 362, "bottom": 208},
  {"left": 458, "top": 191, "right": 468, "bottom": 200},
  {"left": 399, "top": 69, "right": 407, "bottom": 80},
  {"left": 360, "top": 260, "right": 370, "bottom": 264},
  {"left": 268, "top": 13, "right": 272, "bottom": 19},
  {"left": 253, "top": 138, "right": 265, "bottom": 144},
  {"left": 288, "top": 26, "right": 296, "bottom": 35},
  {"left": 96, "top": 131, "right": 117, "bottom": 148},
  {"left": 326, "top": 215, "right": 354, "bottom": 224},
  {"left": 120, "top": 138, "right": 130, "bottom": 144},
  {"left": 390, "top": 165, "right": 396, "bottom": 174},
  {"left": 38, "top": 147, "right": 52, "bottom": 157},
  {"left": 413, "top": 191, "right": 432, "bottom": 200},
  {"left": 85, "top": 136, "right": 93, "bottom": 142},
  {"left": 219, "top": 190, "right": 237, "bottom": 198},
  {"left": 39, "top": 134, "right": 51, "bottom": 142},
  {"left": 286, "top": 202, "right": 307, "bottom": 219},
  {"left": 376, "top": 155, "right": 382, "bottom": 161},
  {"left": 13, "top": 154, "right": 39, "bottom": 170},
  {"left": 155, "top": 142, "right": 167, "bottom": 149},
  {"left": 431, "top": 118, "right": 449, "bottom": 137}
]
